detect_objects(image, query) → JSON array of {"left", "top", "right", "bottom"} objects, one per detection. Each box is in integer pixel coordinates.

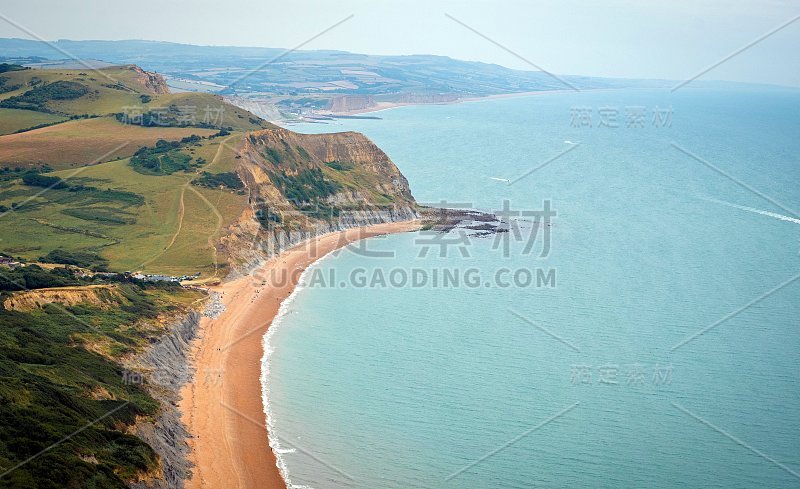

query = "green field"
[{"left": 0, "top": 65, "right": 263, "bottom": 276}]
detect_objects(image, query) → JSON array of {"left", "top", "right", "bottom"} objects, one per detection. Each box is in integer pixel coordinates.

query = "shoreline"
[
  {"left": 288, "top": 87, "right": 661, "bottom": 122},
  {"left": 309, "top": 88, "right": 596, "bottom": 118},
  {"left": 180, "top": 220, "right": 420, "bottom": 489}
]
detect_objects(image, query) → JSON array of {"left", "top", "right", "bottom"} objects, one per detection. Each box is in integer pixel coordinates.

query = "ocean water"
[{"left": 263, "top": 88, "right": 800, "bottom": 488}]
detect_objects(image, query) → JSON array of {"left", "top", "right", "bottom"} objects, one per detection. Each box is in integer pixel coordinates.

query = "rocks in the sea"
[{"left": 419, "top": 207, "right": 503, "bottom": 236}]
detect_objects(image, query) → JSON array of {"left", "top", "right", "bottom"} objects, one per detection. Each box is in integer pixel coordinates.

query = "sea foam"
[{"left": 260, "top": 249, "right": 339, "bottom": 489}]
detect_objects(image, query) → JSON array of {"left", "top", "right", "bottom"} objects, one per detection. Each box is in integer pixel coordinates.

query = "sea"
[{"left": 262, "top": 87, "right": 800, "bottom": 488}]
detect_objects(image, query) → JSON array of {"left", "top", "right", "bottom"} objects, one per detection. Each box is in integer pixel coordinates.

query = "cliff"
[{"left": 220, "top": 127, "right": 418, "bottom": 273}]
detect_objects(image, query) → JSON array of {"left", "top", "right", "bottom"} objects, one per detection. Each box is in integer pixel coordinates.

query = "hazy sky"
[{"left": 0, "top": 0, "right": 798, "bottom": 86}]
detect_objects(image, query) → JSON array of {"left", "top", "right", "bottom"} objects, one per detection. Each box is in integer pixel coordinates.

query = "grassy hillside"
[
  {"left": 0, "top": 65, "right": 417, "bottom": 277},
  {"left": 0, "top": 65, "right": 273, "bottom": 276},
  {"left": 0, "top": 65, "right": 159, "bottom": 115},
  {"left": 0, "top": 65, "right": 271, "bottom": 127},
  {"left": 0, "top": 108, "right": 66, "bottom": 136},
  {"left": 0, "top": 266, "right": 202, "bottom": 488}
]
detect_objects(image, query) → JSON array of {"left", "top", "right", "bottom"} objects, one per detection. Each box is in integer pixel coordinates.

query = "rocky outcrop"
[
  {"left": 222, "top": 204, "right": 417, "bottom": 278},
  {"left": 240, "top": 128, "right": 414, "bottom": 203},
  {"left": 127, "top": 65, "right": 170, "bottom": 95},
  {"left": 127, "top": 312, "right": 200, "bottom": 489}
]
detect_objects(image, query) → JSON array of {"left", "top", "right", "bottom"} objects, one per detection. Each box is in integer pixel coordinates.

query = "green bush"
[
  {"left": 0, "top": 80, "right": 90, "bottom": 113},
  {"left": 0, "top": 75, "right": 22, "bottom": 95},
  {"left": 0, "top": 265, "right": 83, "bottom": 291},
  {"left": 326, "top": 160, "right": 354, "bottom": 171},
  {"left": 129, "top": 139, "right": 200, "bottom": 175},
  {"left": 0, "top": 63, "right": 26, "bottom": 73},
  {"left": 191, "top": 171, "right": 243, "bottom": 190},
  {"left": 268, "top": 167, "right": 340, "bottom": 204},
  {"left": 22, "top": 173, "right": 67, "bottom": 189}
]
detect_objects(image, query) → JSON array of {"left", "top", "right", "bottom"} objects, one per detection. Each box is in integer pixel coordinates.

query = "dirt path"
[{"left": 140, "top": 135, "right": 238, "bottom": 269}]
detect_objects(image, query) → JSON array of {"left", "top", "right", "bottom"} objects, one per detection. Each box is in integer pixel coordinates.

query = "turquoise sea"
[{"left": 264, "top": 88, "right": 800, "bottom": 488}]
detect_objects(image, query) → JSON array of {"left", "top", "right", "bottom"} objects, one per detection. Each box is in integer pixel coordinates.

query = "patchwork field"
[{"left": 0, "top": 134, "right": 248, "bottom": 276}]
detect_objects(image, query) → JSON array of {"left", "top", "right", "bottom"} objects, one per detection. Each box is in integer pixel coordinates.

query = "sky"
[{"left": 0, "top": 0, "right": 798, "bottom": 87}]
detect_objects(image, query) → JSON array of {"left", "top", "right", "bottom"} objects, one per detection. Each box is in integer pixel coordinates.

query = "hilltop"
[{"left": 0, "top": 64, "right": 271, "bottom": 168}]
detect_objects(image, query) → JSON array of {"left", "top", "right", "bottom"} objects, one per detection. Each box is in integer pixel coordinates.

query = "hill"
[
  {"left": 0, "top": 117, "right": 216, "bottom": 169},
  {"left": 0, "top": 61, "right": 418, "bottom": 488},
  {"left": 0, "top": 65, "right": 273, "bottom": 169}
]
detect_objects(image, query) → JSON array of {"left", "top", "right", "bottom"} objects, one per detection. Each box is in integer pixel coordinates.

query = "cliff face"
[
  {"left": 221, "top": 127, "right": 417, "bottom": 273},
  {"left": 241, "top": 128, "right": 414, "bottom": 201},
  {"left": 127, "top": 312, "right": 200, "bottom": 489}
]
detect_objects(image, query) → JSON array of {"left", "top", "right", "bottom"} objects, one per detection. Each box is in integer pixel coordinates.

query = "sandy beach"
[{"left": 180, "top": 220, "right": 420, "bottom": 489}]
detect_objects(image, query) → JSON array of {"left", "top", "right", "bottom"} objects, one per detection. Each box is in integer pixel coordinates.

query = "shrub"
[
  {"left": 129, "top": 139, "right": 197, "bottom": 175},
  {"left": 0, "top": 80, "right": 90, "bottom": 112},
  {"left": 191, "top": 171, "right": 244, "bottom": 190},
  {"left": 326, "top": 160, "right": 354, "bottom": 171},
  {"left": 22, "top": 172, "right": 67, "bottom": 189},
  {"left": 268, "top": 167, "right": 340, "bottom": 204},
  {"left": 0, "top": 63, "right": 26, "bottom": 73}
]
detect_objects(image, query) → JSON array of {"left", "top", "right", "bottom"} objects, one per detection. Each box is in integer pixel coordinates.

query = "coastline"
[
  {"left": 180, "top": 220, "right": 420, "bottom": 489},
  {"left": 311, "top": 88, "right": 586, "bottom": 118},
  {"left": 291, "top": 87, "right": 645, "bottom": 122}
]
